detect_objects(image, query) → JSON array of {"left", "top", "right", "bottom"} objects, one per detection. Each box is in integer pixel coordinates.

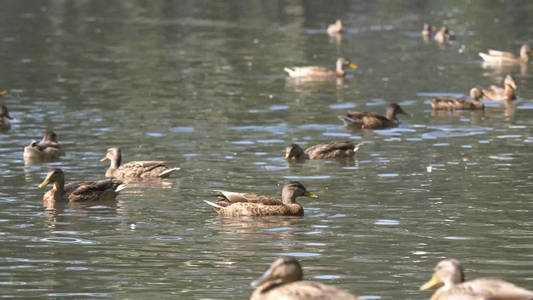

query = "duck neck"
[
  {"left": 386, "top": 110, "right": 397, "bottom": 121},
  {"left": 281, "top": 191, "right": 297, "bottom": 204},
  {"left": 53, "top": 180, "right": 65, "bottom": 200},
  {"left": 110, "top": 155, "right": 121, "bottom": 169},
  {"left": 336, "top": 61, "right": 345, "bottom": 77},
  {"left": 505, "top": 85, "right": 516, "bottom": 101}
]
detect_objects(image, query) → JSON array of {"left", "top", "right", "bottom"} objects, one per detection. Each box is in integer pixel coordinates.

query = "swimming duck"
[
  {"left": 431, "top": 88, "right": 485, "bottom": 111},
  {"left": 285, "top": 141, "right": 364, "bottom": 162},
  {"left": 420, "top": 259, "right": 533, "bottom": 300},
  {"left": 434, "top": 26, "right": 455, "bottom": 43},
  {"left": 482, "top": 74, "right": 517, "bottom": 101},
  {"left": 479, "top": 44, "right": 532, "bottom": 65},
  {"left": 100, "top": 147, "right": 179, "bottom": 179},
  {"left": 421, "top": 24, "right": 435, "bottom": 39},
  {"left": 23, "top": 131, "right": 65, "bottom": 160},
  {"left": 338, "top": 103, "right": 408, "bottom": 129},
  {"left": 250, "top": 257, "right": 361, "bottom": 300},
  {"left": 284, "top": 57, "right": 358, "bottom": 79},
  {"left": 0, "top": 104, "right": 12, "bottom": 131},
  {"left": 39, "top": 168, "right": 125, "bottom": 202},
  {"left": 203, "top": 181, "right": 318, "bottom": 217},
  {"left": 327, "top": 19, "right": 344, "bottom": 35}
]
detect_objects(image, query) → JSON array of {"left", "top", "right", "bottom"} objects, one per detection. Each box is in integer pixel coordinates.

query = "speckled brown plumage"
[
  {"left": 284, "top": 58, "right": 357, "bottom": 78},
  {"left": 420, "top": 259, "right": 533, "bottom": 300},
  {"left": 100, "top": 147, "right": 179, "bottom": 179},
  {"left": 338, "top": 103, "right": 407, "bottom": 129},
  {"left": 39, "top": 168, "right": 125, "bottom": 202},
  {"left": 23, "top": 131, "right": 65, "bottom": 161},
  {"left": 250, "top": 257, "right": 361, "bottom": 300},
  {"left": 0, "top": 103, "right": 12, "bottom": 131},
  {"left": 434, "top": 26, "right": 455, "bottom": 43},
  {"left": 482, "top": 74, "right": 517, "bottom": 101},
  {"left": 431, "top": 88, "right": 485, "bottom": 111},
  {"left": 204, "top": 181, "right": 318, "bottom": 217},
  {"left": 285, "top": 141, "right": 363, "bottom": 161},
  {"left": 479, "top": 44, "right": 532, "bottom": 65}
]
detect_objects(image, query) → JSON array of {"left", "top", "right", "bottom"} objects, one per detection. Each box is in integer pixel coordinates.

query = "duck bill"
[
  {"left": 304, "top": 191, "right": 319, "bottom": 198},
  {"left": 38, "top": 177, "right": 51, "bottom": 188},
  {"left": 100, "top": 156, "right": 110, "bottom": 162},
  {"left": 349, "top": 63, "right": 358, "bottom": 69},
  {"left": 251, "top": 268, "right": 273, "bottom": 287},
  {"left": 5, "top": 112, "right": 12, "bottom": 119},
  {"left": 0, "top": 90, "right": 7, "bottom": 97},
  {"left": 420, "top": 274, "right": 441, "bottom": 291}
]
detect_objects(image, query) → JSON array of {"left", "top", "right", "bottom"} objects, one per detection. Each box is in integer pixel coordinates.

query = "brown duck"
[
  {"left": 434, "top": 26, "right": 455, "bottom": 43},
  {"left": 0, "top": 104, "right": 12, "bottom": 131},
  {"left": 479, "top": 44, "right": 532, "bottom": 65},
  {"left": 338, "top": 103, "right": 408, "bottom": 129},
  {"left": 422, "top": 24, "right": 435, "bottom": 40},
  {"left": 285, "top": 141, "right": 363, "bottom": 162},
  {"left": 203, "top": 181, "right": 318, "bottom": 217},
  {"left": 482, "top": 74, "right": 517, "bottom": 101},
  {"left": 23, "top": 131, "right": 65, "bottom": 160},
  {"left": 284, "top": 57, "right": 357, "bottom": 79},
  {"left": 100, "top": 147, "right": 179, "bottom": 179},
  {"left": 431, "top": 88, "right": 484, "bottom": 111},
  {"left": 250, "top": 257, "right": 361, "bottom": 300},
  {"left": 420, "top": 259, "right": 533, "bottom": 300},
  {"left": 39, "top": 168, "right": 125, "bottom": 202},
  {"left": 327, "top": 19, "right": 344, "bottom": 35}
]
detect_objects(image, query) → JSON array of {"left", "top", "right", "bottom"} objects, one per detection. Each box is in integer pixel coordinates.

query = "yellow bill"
[
  {"left": 0, "top": 90, "right": 7, "bottom": 96},
  {"left": 419, "top": 274, "right": 441, "bottom": 291},
  {"left": 304, "top": 191, "right": 319, "bottom": 198},
  {"left": 349, "top": 63, "right": 358, "bottom": 69},
  {"left": 100, "top": 157, "right": 109, "bottom": 162},
  {"left": 38, "top": 177, "right": 51, "bottom": 188}
]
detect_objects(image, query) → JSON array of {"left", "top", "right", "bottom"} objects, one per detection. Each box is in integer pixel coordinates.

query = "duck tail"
[
  {"left": 159, "top": 167, "right": 180, "bottom": 178},
  {"left": 203, "top": 200, "right": 223, "bottom": 210},
  {"left": 353, "top": 141, "right": 364, "bottom": 153},
  {"left": 283, "top": 67, "right": 294, "bottom": 76},
  {"left": 338, "top": 115, "right": 358, "bottom": 126},
  {"left": 115, "top": 183, "right": 127, "bottom": 193}
]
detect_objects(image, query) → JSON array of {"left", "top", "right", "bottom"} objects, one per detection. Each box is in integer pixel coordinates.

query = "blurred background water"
[{"left": 1, "top": 0, "right": 532, "bottom": 298}]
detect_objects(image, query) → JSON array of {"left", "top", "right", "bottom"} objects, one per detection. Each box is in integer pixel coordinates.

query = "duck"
[
  {"left": 23, "top": 131, "right": 65, "bottom": 160},
  {"left": 327, "top": 19, "right": 344, "bottom": 35},
  {"left": 479, "top": 44, "right": 532, "bottom": 65},
  {"left": 420, "top": 259, "right": 533, "bottom": 300},
  {"left": 338, "top": 103, "right": 408, "bottom": 129},
  {"left": 203, "top": 181, "right": 318, "bottom": 217},
  {"left": 0, "top": 104, "right": 12, "bottom": 131},
  {"left": 421, "top": 24, "right": 435, "bottom": 39},
  {"left": 434, "top": 26, "right": 455, "bottom": 43},
  {"left": 482, "top": 74, "right": 517, "bottom": 101},
  {"left": 284, "top": 57, "right": 358, "bottom": 79},
  {"left": 285, "top": 141, "right": 364, "bottom": 162},
  {"left": 38, "top": 168, "right": 126, "bottom": 202},
  {"left": 100, "top": 147, "right": 180, "bottom": 179},
  {"left": 431, "top": 88, "right": 485, "bottom": 111},
  {"left": 250, "top": 257, "right": 361, "bottom": 300}
]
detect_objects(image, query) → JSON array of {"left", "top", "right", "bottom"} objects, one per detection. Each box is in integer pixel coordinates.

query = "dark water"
[{"left": 1, "top": 0, "right": 533, "bottom": 299}]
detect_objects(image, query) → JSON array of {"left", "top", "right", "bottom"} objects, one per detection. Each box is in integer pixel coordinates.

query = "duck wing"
[
  {"left": 284, "top": 66, "right": 335, "bottom": 78},
  {"left": 441, "top": 278, "right": 533, "bottom": 299},
  {"left": 66, "top": 179, "right": 124, "bottom": 202},
  {"left": 305, "top": 141, "right": 357, "bottom": 159},
  {"left": 215, "top": 190, "right": 282, "bottom": 206}
]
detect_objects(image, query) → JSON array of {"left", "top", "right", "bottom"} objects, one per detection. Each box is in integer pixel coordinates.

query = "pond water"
[{"left": 1, "top": 0, "right": 532, "bottom": 299}]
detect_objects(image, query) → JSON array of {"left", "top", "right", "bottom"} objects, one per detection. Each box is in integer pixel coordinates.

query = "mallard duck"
[
  {"left": 284, "top": 57, "right": 358, "bottom": 79},
  {"left": 434, "top": 26, "right": 455, "bottom": 43},
  {"left": 23, "top": 131, "right": 65, "bottom": 160},
  {"left": 39, "top": 168, "right": 126, "bottom": 202},
  {"left": 482, "top": 74, "right": 517, "bottom": 101},
  {"left": 203, "top": 181, "right": 318, "bottom": 217},
  {"left": 0, "top": 104, "right": 12, "bottom": 131},
  {"left": 479, "top": 44, "right": 532, "bottom": 65},
  {"left": 422, "top": 24, "right": 435, "bottom": 39},
  {"left": 338, "top": 103, "right": 408, "bottom": 129},
  {"left": 285, "top": 141, "right": 364, "bottom": 162},
  {"left": 327, "top": 19, "right": 344, "bottom": 35},
  {"left": 431, "top": 88, "right": 485, "bottom": 111},
  {"left": 420, "top": 259, "right": 533, "bottom": 300},
  {"left": 250, "top": 257, "right": 361, "bottom": 300},
  {"left": 100, "top": 147, "right": 179, "bottom": 179}
]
